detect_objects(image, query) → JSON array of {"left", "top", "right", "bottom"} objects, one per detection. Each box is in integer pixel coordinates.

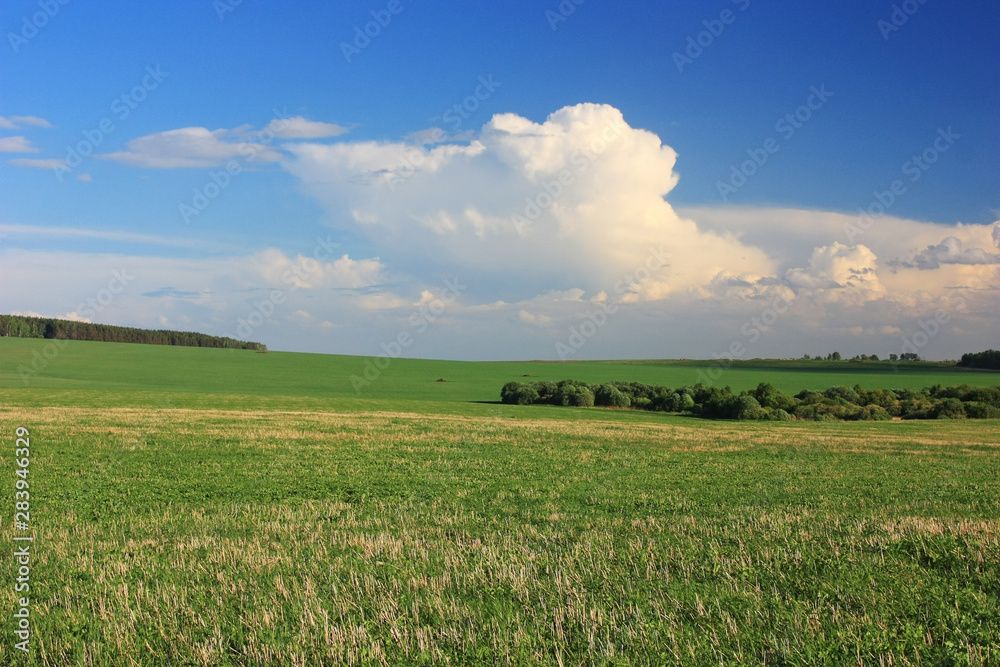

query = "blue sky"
[{"left": 1, "top": 0, "right": 998, "bottom": 361}]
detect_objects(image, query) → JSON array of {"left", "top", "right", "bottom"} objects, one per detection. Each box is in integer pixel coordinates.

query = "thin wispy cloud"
[
  {"left": 0, "top": 136, "right": 39, "bottom": 153},
  {"left": 0, "top": 115, "right": 52, "bottom": 129}
]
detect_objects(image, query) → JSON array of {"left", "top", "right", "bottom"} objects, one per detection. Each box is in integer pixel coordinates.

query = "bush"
[
  {"left": 733, "top": 395, "right": 767, "bottom": 420},
  {"left": 533, "top": 381, "right": 558, "bottom": 404},
  {"left": 768, "top": 408, "right": 794, "bottom": 421},
  {"left": 500, "top": 379, "right": 1000, "bottom": 421},
  {"left": 572, "top": 387, "right": 595, "bottom": 407},
  {"left": 855, "top": 404, "right": 892, "bottom": 421},
  {"left": 752, "top": 383, "right": 796, "bottom": 411},
  {"left": 500, "top": 382, "right": 540, "bottom": 405},
  {"left": 964, "top": 402, "right": 1000, "bottom": 419},
  {"left": 676, "top": 392, "right": 695, "bottom": 412},
  {"left": 594, "top": 384, "right": 631, "bottom": 408},
  {"left": 795, "top": 390, "right": 824, "bottom": 405},
  {"left": 700, "top": 388, "right": 738, "bottom": 418},
  {"left": 934, "top": 398, "right": 966, "bottom": 419},
  {"left": 824, "top": 385, "right": 860, "bottom": 405}
]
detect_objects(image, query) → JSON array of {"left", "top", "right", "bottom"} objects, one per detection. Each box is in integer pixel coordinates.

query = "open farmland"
[{"left": 1, "top": 339, "right": 999, "bottom": 665}]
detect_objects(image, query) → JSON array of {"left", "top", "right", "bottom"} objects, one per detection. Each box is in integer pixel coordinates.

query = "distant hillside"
[{"left": 0, "top": 314, "right": 266, "bottom": 351}]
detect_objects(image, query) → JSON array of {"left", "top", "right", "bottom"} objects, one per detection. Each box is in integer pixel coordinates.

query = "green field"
[
  {"left": 2, "top": 338, "right": 999, "bottom": 665},
  {"left": 2, "top": 337, "right": 996, "bottom": 411}
]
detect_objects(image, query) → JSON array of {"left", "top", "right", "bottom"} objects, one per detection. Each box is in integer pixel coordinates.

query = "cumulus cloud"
[
  {"left": 247, "top": 248, "right": 385, "bottom": 289},
  {"left": 895, "top": 236, "right": 1000, "bottom": 270},
  {"left": 518, "top": 310, "right": 553, "bottom": 327},
  {"left": 283, "top": 103, "right": 774, "bottom": 304},
  {"left": 7, "top": 104, "right": 1000, "bottom": 360},
  {"left": 785, "top": 242, "right": 885, "bottom": 304},
  {"left": 0, "top": 136, "right": 39, "bottom": 153}
]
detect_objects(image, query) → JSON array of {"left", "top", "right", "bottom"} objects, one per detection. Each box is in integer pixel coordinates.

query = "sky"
[{"left": 1, "top": 0, "right": 998, "bottom": 362}]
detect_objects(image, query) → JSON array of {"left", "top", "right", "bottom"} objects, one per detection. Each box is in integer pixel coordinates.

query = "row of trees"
[
  {"left": 801, "top": 352, "right": 921, "bottom": 362},
  {"left": 0, "top": 314, "right": 266, "bottom": 351},
  {"left": 958, "top": 349, "right": 1000, "bottom": 370},
  {"left": 500, "top": 380, "right": 1000, "bottom": 421}
]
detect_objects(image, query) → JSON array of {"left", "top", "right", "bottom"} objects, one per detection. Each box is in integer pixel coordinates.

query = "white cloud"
[
  {"left": 283, "top": 103, "right": 774, "bottom": 304},
  {"left": 0, "top": 136, "right": 39, "bottom": 153},
  {"left": 518, "top": 309, "right": 553, "bottom": 327},
  {"left": 6, "top": 104, "right": 1000, "bottom": 361},
  {"left": 265, "top": 116, "right": 349, "bottom": 139},
  {"left": 894, "top": 236, "right": 1000, "bottom": 270},
  {"left": 0, "top": 116, "right": 52, "bottom": 129},
  {"left": 247, "top": 248, "right": 385, "bottom": 289},
  {"left": 97, "top": 117, "right": 348, "bottom": 169},
  {"left": 8, "top": 157, "right": 65, "bottom": 169},
  {"left": 100, "top": 126, "right": 284, "bottom": 168},
  {"left": 0, "top": 223, "right": 227, "bottom": 250},
  {"left": 786, "top": 242, "right": 884, "bottom": 295},
  {"left": 403, "top": 127, "right": 474, "bottom": 144}
]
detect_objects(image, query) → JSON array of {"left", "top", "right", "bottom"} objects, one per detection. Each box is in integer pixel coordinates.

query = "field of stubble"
[{"left": 1, "top": 404, "right": 998, "bottom": 666}]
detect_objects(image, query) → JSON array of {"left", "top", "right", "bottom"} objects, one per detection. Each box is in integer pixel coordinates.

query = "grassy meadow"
[{"left": 1, "top": 338, "right": 999, "bottom": 665}]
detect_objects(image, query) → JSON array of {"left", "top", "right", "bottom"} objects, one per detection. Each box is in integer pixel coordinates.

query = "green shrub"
[
  {"left": 553, "top": 385, "right": 578, "bottom": 406},
  {"left": 500, "top": 382, "right": 540, "bottom": 405},
  {"left": 768, "top": 408, "right": 794, "bottom": 421},
  {"left": 964, "top": 402, "right": 1000, "bottom": 419},
  {"left": 934, "top": 398, "right": 966, "bottom": 419},
  {"left": 855, "top": 404, "right": 892, "bottom": 421},
  {"left": 594, "top": 384, "right": 631, "bottom": 408},
  {"left": 533, "top": 381, "right": 558, "bottom": 403},
  {"left": 824, "top": 385, "right": 861, "bottom": 405},
  {"left": 795, "top": 390, "right": 824, "bottom": 405},
  {"left": 733, "top": 395, "right": 767, "bottom": 420},
  {"left": 571, "top": 388, "right": 595, "bottom": 407},
  {"left": 752, "top": 383, "right": 796, "bottom": 411}
]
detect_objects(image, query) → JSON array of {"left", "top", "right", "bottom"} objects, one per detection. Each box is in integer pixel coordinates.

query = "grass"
[
  {"left": 1, "top": 339, "right": 999, "bottom": 664},
  {"left": 3, "top": 337, "right": 997, "bottom": 402}
]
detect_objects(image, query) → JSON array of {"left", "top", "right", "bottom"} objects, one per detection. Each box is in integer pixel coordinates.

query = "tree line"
[
  {"left": 0, "top": 314, "right": 266, "bottom": 351},
  {"left": 957, "top": 349, "right": 1000, "bottom": 370},
  {"left": 500, "top": 379, "right": 1000, "bottom": 421}
]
